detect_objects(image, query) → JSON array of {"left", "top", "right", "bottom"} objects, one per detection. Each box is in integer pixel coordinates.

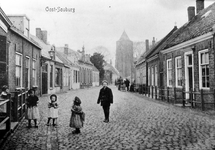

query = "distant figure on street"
[
  {"left": 26, "top": 89, "right": 40, "bottom": 128},
  {"left": 118, "top": 76, "right": 123, "bottom": 90},
  {"left": 47, "top": 94, "right": 59, "bottom": 126},
  {"left": 130, "top": 80, "right": 136, "bottom": 92},
  {"left": 69, "top": 96, "right": 85, "bottom": 134},
  {"left": 125, "top": 79, "right": 130, "bottom": 91},
  {"left": 97, "top": 80, "right": 113, "bottom": 123}
]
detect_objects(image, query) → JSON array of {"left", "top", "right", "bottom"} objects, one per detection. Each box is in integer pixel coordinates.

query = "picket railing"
[
  {"left": 11, "top": 89, "right": 28, "bottom": 122},
  {"left": 137, "top": 85, "right": 215, "bottom": 111},
  {"left": 0, "top": 94, "right": 11, "bottom": 144}
]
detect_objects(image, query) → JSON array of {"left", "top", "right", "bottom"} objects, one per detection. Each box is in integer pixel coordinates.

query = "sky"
[{"left": 1, "top": 0, "right": 214, "bottom": 64}]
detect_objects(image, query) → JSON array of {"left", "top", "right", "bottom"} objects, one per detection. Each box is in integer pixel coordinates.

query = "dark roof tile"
[{"left": 165, "top": 2, "right": 215, "bottom": 48}]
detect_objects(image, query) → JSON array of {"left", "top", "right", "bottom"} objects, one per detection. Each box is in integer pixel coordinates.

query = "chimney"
[
  {"left": 152, "top": 37, "right": 155, "bottom": 46},
  {"left": 36, "top": 28, "right": 48, "bottom": 44},
  {"left": 196, "top": 0, "right": 204, "bottom": 14},
  {"left": 8, "top": 15, "right": 30, "bottom": 38},
  {"left": 145, "top": 39, "right": 149, "bottom": 51},
  {"left": 42, "top": 30, "right": 47, "bottom": 44},
  {"left": 188, "top": 6, "right": 195, "bottom": 21},
  {"left": 36, "top": 28, "right": 42, "bottom": 40},
  {"left": 64, "top": 44, "right": 69, "bottom": 55}
]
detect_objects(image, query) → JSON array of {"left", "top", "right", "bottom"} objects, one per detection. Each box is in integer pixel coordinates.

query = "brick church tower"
[{"left": 115, "top": 31, "right": 134, "bottom": 78}]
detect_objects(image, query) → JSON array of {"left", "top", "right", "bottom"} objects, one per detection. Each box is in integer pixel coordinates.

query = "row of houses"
[
  {"left": 0, "top": 7, "right": 100, "bottom": 97},
  {"left": 0, "top": 6, "right": 121, "bottom": 141},
  {"left": 135, "top": 0, "right": 215, "bottom": 108}
]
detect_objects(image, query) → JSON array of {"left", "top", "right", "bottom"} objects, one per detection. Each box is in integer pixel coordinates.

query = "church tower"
[{"left": 115, "top": 31, "right": 134, "bottom": 78}]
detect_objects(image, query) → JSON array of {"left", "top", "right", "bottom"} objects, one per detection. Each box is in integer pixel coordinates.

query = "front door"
[
  {"left": 160, "top": 72, "right": 163, "bottom": 99},
  {"left": 185, "top": 52, "right": 194, "bottom": 99},
  {"left": 42, "top": 64, "right": 48, "bottom": 94}
]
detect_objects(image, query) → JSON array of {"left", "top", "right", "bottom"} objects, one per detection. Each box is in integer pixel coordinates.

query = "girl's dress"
[
  {"left": 69, "top": 105, "right": 85, "bottom": 128},
  {"left": 26, "top": 95, "right": 40, "bottom": 120},
  {"left": 48, "top": 102, "right": 58, "bottom": 119}
]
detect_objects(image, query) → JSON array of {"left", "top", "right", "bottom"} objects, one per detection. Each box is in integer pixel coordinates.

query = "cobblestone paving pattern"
[{"left": 1, "top": 86, "right": 215, "bottom": 150}]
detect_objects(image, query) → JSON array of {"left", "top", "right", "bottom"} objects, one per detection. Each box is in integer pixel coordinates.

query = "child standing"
[
  {"left": 0, "top": 85, "right": 9, "bottom": 99},
  {"left": 69, "top": 96, "right": 85, "bottom": 134},
  {"left": 47, "top": 94, "right": 58, "bottom": 126},
  {"left": 0, "top": 85, "right": 10, "bottom": 116},
  {"left": 26, "top": 89, "right": 40, "bottom": 128}
]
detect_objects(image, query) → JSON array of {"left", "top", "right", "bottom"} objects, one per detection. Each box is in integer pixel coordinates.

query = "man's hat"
[{"left": 102, "top": 80, "right": 108, "bottom": 84}]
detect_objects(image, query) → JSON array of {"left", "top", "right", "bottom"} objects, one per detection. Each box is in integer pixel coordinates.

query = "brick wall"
[
  {"left": 135, "top": 62, "right": 146, "bottom": 84},
  {"left": 8, "top": 30, "right": 41, "bottom": 94},
  {"left": 162, "top": 38, "right": 215, "bottom": 108}
]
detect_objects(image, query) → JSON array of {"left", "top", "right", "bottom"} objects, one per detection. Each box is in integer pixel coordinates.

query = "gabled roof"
[
  {"left": 30, "top": 35, "right": 63, "bottom": 63},
  {"left": 135, "top": 40, "right": 161, "bottom": 66},
  {"left": 55, "top": 47, "right": 80, "bottom": 67},
  {"left": 78, "top": 59, "right": 93, "bottom": 66},
  {"left": 118, "top": 30, "right": 131, "bottom": 41},
  {"left": 146, "top": 26, "right": 178, "bottom": 59},
  {"left": 0, "top": 7, "right": 12, "bottom": 27},
  {"left": 10, "top": 27, "right": 41, "bottom": 49},
  {"left": 55, "top": 47, "right": 79, "bottom": 58},
  {"left": 164, "top": 2, "right": 215, "bottom": 49},
  {"left": 55, "top": 51, "right": 71, "bottom": 67},
  {"left": 30, "top": 34, "right": 51, "bottom": 58},
  {"left": 104, "top": 63, "right": 119, "bottom": 75},
  {"left": 92, "top": 65, "right": 99, "bottom": 72},
  {"left": 56, "top": 51, "right": 80, "bottom": 68}
]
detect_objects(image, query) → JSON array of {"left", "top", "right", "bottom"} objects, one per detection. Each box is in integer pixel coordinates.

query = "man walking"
[
  {"left": 125, "top": 78, "right": 130, "bottom": 91},
  {"left": 118, "top": 76, "right": 123, "bottom": 91},
  {"left": 97, "top": 80, "right": 113, "bottom": 123}
]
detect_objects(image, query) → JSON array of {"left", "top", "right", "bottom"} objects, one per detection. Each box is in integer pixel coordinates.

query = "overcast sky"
[{"left": 1, "top": 0, "right": 214, "bottom": 62}]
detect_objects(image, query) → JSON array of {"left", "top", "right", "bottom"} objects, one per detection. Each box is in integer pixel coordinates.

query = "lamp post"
[
  {"left": 40, "top": 56, "right": 47, "bottom": 66},
  {"left": 49, "top": 45, "right": 55, "bottom": 60}
]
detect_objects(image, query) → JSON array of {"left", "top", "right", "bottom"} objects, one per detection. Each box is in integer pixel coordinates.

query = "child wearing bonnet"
[{"left": 69, "top": 96, "right": 85, "bottom": 134}]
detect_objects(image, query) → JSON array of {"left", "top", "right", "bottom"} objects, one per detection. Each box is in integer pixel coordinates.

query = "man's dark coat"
[{"left": 97, "top": 87, "right": 113, "bottom": 106}]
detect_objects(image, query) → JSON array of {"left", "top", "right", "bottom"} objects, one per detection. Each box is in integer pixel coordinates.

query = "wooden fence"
[
  {"left": 137, "top": 85, "right": 215, "bottom": 111},
  {"left": 0, "top": 94, "right": 11, "bottom": 145},
  {"left": 11, "top": 89, "right": 28, "bottom": 122}
]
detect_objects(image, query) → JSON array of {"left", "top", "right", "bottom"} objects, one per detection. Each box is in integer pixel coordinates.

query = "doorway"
[
  {"left": 185, "top": 52, "right": 194, "bottom": 99},
  {"left": 42, "top": 64, "right": 48, "bottom": 94}
]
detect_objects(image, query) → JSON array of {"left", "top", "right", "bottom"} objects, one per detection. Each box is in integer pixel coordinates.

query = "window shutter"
[{"left": 0, "top": 35, "right": 7, "bottom": 86}]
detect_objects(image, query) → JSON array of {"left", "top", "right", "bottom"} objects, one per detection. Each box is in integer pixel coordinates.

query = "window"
[
  {"left": 175, "top": 57, "right": 182, "bottom": 87},
  {"left": 151, "top": 66, "right": 154, "bottom": 86},
  {"left": 55, "top": 68, "right": 61, "bottom": 86},
  {"left": 78, "top": 71, "right": 80, "bottom": 82},
  {"left": 32, "top": 60, "right": 37, "bottom": 86},
  {"left": 25, "top": 57, "right": 30, "bottom": 88},
  {"left": 73, "top": 70, "right": 79, "bottom": 83},
  {"left": 76, "top": 71, "right": 79, "bottom": 83},
  {"left": 50, "top": 65, "right": 53, "bottom": 88},
  {"left": 155, "top": 65, "right": 157, "bottom": 86},
  {"left": 64, "top": 68, "right": 69, "bottom": 86},
  {"left": 63, "top": 69, "right": 66, "bottom": 86},
  {"left": 199, "top": 50, "right": 209, "bottom": 88},
  {"left": 67, "top": 69, "right": 70, "bottom": 86},
  {"left": 167, "top": 59, "right": 172, "bottom": 87},
  {"left": 148, "top": 67, "right": 151, "bottom": 86},
  {"left": 73, "top": 70, "right": 75, "bottom": 83},
  {"left": 16, "top": 53, "right": 22, "bottom": 87}
]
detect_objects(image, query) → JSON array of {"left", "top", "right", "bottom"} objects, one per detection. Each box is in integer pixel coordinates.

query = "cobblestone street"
[{"left": 1, "top": 86, "right": 215, "bottom": 150}]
